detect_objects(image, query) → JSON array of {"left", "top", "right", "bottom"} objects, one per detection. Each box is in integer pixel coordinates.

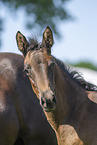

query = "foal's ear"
[
  {"left": 42, "top": 26, "right": 54, "bottom": 54},
  {"left": 16, "top": 31, "right": 29, "bottom": 56}
]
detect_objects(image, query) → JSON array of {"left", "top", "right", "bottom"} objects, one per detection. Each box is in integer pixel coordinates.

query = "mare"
[
  {"left": 16, "top": 26, "right": 97, "bottom": 145},
  {"left": 0, "top": 53, "right": 57, "bottom": 145}
]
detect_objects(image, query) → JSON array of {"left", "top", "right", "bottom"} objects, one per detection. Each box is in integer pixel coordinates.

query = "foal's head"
[{"left": 16, "top": 26, "right": 57, "bottom": 112}]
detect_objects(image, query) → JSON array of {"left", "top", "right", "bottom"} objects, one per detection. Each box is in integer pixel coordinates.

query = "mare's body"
[
  {"left": 0, "top": 53, "right": 57, "bottom": 145},
  {"left": 16, "top": 26, "right": 97, "bottom": 145}
]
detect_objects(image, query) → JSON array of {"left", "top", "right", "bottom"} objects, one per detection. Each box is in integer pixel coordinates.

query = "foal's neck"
[{"left": 45, "top": 64, "right": 87, "bottom": 130}]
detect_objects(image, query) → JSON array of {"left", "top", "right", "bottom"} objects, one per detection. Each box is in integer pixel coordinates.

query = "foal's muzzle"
[{"left": 40, "top": 91, "right": 56, "bottom": 112}]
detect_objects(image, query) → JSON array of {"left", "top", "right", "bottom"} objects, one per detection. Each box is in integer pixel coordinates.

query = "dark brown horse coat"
[
  {"left": 16, "top": 26, "right": 97, "bottom": 145},
  {"left": 0, "top": 53, "right": 57, "bottom": 145}
]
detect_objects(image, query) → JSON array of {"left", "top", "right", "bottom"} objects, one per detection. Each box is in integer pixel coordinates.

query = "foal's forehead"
[{"left": 24, "top": 49, "right": 51, "bottom": 64}]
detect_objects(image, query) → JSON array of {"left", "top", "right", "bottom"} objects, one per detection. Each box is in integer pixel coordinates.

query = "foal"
[{"left": 16, "top": 26, "right": 97, "bottom": 145}]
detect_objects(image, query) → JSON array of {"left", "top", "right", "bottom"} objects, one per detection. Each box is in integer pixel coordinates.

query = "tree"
[{"left": 0, "top": 0, "right": 72, "bottom": 47}]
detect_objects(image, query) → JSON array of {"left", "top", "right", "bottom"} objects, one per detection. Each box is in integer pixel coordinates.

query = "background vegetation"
[
  {"left": 0, "top": 0, "right": 72, "bottom": 47},
  {"left": 70, "top": 61, "right": 97, "bottom": 71}
]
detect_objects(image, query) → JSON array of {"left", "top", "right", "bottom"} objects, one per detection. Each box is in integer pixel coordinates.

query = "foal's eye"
[
  {"left": 50, "top": 63, "right": 55, "bottom": 69},
  {"left": 25, "top": 69, "right": 30, "bottom": 75},
  {"left": 24, "top": 64, "right": 31, "bottom": 76}
]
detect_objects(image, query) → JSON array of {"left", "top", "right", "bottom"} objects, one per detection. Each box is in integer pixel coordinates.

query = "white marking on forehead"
[{"left": 0, "top": 59, "right": 16, "bottom": 79}]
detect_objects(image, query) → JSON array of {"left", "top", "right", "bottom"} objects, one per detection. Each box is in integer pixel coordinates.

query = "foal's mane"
[
  {"left": 54, "top": 57, "right": 97, "bottom": 91},
  {"left": 28, "top": 38, "right": 97, "bottom": 91}
]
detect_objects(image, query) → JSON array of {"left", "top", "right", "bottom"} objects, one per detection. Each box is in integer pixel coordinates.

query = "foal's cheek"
[{"left": 29, "top": 78, "right": 39, "bottom": 99}]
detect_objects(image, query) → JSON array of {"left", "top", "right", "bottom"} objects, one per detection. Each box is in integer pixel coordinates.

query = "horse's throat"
[{"left": 44, "top": 110, "right": 58, "bottom": 131}]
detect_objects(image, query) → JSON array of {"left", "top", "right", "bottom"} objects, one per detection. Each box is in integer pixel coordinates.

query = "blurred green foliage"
[
  {"left": 70, "top": 61, "right": 97, "bottom": 71},
  {"left": 0, "top": 0, "right": 72, "bottom": 40}
]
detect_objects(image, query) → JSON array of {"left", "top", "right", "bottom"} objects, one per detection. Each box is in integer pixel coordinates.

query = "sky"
[{"left": 0, "top": 0, "right": 97, "bottom": 65}]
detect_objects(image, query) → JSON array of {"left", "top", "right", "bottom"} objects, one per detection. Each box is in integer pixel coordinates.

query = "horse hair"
[{"left": 54, "top": 57, "right": 97, "bottom": 91}]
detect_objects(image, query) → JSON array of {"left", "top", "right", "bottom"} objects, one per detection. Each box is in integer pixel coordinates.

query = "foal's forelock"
[{"left": 26, "top": 44, "right": 40, "bottom": 53}]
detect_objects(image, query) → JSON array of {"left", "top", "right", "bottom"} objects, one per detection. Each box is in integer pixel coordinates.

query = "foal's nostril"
[
  {"left": 52, "top": 96, "right": 56, "bottom": 104},
  {"left": 46, "top": 99, "right": 52, "bottom": 108},
  {"left": 41, "top": 97, "right": 45, "bottom": 106},
  {"left": 46, "top": 97, "right": 56, "bottom": 108}
]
